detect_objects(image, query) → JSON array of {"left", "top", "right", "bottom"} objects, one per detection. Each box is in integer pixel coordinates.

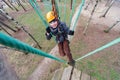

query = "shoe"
[{"left": 68, "top": 59, "right": 75, "bottom": 66}]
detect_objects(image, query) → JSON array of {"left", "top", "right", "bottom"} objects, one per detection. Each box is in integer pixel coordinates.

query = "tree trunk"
[
  {"left": 0, "top": 20, "right": 17, "bottom": 32},
  {"left": 2, "top": 0, "right": 14, "bottom": 10},
  {"left": 104, "top": 20, "right": 120, "bottom": 33},
  {"left": 0, "top": 9, "right": 42, "bottom": 49},
  {"left": 84, "top": 0, "right": 93, "bottom": 10},
  {"left": 83, "top": 0, "right": 98, "bottom": 35},
  {"left": 21, "top": 26, "right": 42, "bottom": 49},
  {"left": 0, "top": 52, "right": 19, "bottom": 80},
  {"left": 0, "top": 25, "right": 12, "bottom": 36},
  {"left": 16, "top": 0, "right": 27, "bottom": 11},
  {"left": 0, "top": 9, "right": 20, "bottom": 30},
  {"left": 8, "top": 0, "right": 19, "bottom": 12},
  {"left": 21, "top": 0, "right": 26, "bottom": 3},
  {"left": 70, "top": 0, "right": 73, "bottom": 10},
  {"left": 105, "top": 0, "right": 112, "bottom": 6},
  {"left": 100, "top": 0, "right": 115, "bottom": 18}
]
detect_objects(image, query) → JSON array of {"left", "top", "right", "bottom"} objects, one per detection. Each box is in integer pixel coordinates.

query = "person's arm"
[
  {"left": 68, "top": 30, "right": 74, "bottom": 35},
  {"left": 45, "top": 27, "right": 52, "bottom": 40},
  {"left": 62, "top": 22, "right": 74, "bottom": 35}
]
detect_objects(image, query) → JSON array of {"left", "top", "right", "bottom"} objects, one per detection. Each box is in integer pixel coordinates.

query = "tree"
[
  {"left": 100, "top": 0, "right": 115, "bottom": 17},
  {"left": 105, "top": 0, "right": 113, "bottom": 6},
  {"left": 21, "top": 26, "right": 42, "bottom": 49},
  {"left": 8, "top": 0, "right": 19, "bottom": 12},
  {"left": 71, "top": 0, "right": 73, "bottom": 9},
  {"left": 83, "top": 0, "right": 99, "bottom": 35},
  {"left": 2, "top": 0, "right": 14, "bottom": 10},
  {"left": 0, "top": 9, "right": 20, "bottom": 29},
  {"left": 0, "top": 25, "right": 12, "bottom": 36},
  {"left": 16, "top": 0, "right": 27, "bottom": 11},
  {"left": 104, "top": 19, "right": 120, "bottom": 33},
  {"left": 84, "top": 0, "right": 93, "bottom": 10},
  {"left": 21, "top": 0, "right": 27, "bottom": 3},
  {"left": 0, "top": 8, "right": 42, "bottom": 49},
  {"left": 0, "top": 20, "right": 17, "bottom": 32}
]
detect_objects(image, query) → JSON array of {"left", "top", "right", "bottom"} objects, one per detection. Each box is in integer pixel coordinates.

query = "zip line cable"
[
  {"left": 0, "top": 32, "right": 66, "bottom": 63},
  {"left": 75, "top": 37, "right": 120, "bottom": 62}
]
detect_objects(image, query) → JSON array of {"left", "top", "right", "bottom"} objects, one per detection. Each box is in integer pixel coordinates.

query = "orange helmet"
[{"left": 46, "top": 11, "right": 55, "bottom": 23}]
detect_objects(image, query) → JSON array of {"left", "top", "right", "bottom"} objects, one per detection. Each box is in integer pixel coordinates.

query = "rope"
[
  {"left": 70, "top": 0, "right": 85, "bottom": 30},
  {"left": 0, "top": 32, "right": 66, "bottom": 63},
  {"left": 104, "top": 19, "right": 120, "bottom": 33},
  {"left": 29, "top": 0, "right": 48, "bottom": 27},
  {"left": 73, "top": 0, "right": 85, "bottom": 30},
  {"left": 69, "top": 0, "right": 76, "bottom": 27},
  {"left": 75, "top": 37, "right": 120, "bottom": 62}
]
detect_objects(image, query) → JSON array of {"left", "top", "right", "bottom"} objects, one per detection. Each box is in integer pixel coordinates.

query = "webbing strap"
[
  {"left": 76, "top": 37, "right": 120, "bottom": 62},
  {"left": 0, "top": 32, "right": 66, "bottom": 63}
]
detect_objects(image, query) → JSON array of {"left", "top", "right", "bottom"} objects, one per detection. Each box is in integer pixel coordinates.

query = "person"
[{"left": 45, "top": 11, "right": 75, "bottom": 66}]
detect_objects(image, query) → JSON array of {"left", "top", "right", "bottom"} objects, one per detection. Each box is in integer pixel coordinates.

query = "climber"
[{"left": 45, "top": 11, "right": 75, "bottom": 66}]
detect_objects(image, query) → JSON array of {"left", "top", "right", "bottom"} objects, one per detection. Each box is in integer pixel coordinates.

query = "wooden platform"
[{"left": 52, "top": 66, "right": 95, "bottom": 80}]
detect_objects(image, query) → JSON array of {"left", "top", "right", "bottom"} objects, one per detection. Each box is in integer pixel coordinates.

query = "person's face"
[{"left": 49, "top": 19, "right": 58, "bottom": 28}]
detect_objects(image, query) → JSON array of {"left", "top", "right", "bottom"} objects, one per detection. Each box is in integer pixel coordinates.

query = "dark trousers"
[{"left": 58, "top": 40, "right": 73, "bottom": 62}]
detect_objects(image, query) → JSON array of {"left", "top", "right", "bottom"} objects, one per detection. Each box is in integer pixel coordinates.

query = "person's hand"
[
  {"left": 45, "top": 32, "right": 52, "bottom": 40},
  {"left": 45, "top": 32, "right": 50, "bottom": 36},
  {"left": 69, "top": 30, "right": 74, "bottom": 35},
  {"left": 46, "top": 27, "right": 51, "bottom": 33}
]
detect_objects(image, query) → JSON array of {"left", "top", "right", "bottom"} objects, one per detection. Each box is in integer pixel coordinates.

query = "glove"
[
  {"left": 69, "top": 30, "right": 74, "bottom": 35},
  {"left": 45, "top": 33, "right": 52, "bottom": 40},
  {"left": 46, "top": 27, "right": 51, "bottom": 33}
]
